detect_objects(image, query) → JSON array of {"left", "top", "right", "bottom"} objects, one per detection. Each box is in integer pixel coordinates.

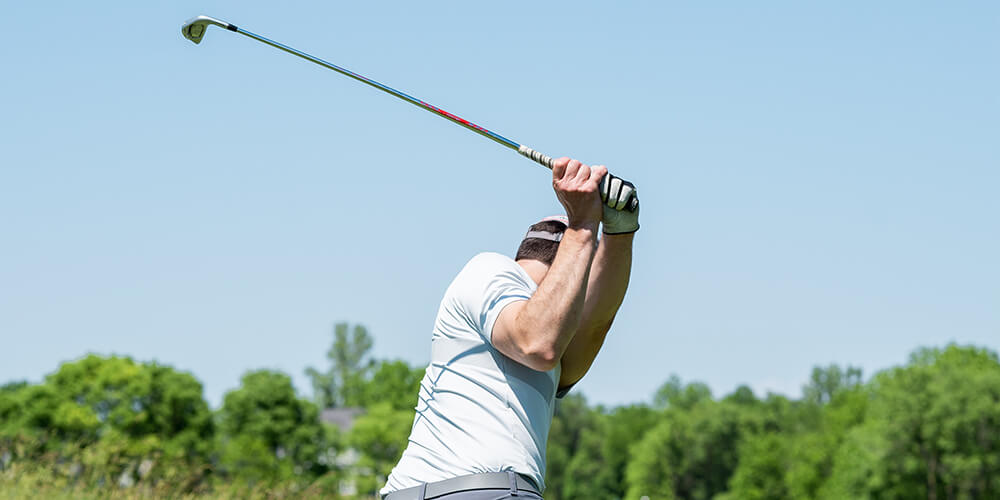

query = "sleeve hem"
[{"left": 485, "top": 297, "right": 528, "bottom": 348}]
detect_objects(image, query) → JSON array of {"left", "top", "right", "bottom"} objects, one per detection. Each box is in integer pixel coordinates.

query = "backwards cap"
[{"left": 524, "top": 215, "right": 569, "bottom": 242}]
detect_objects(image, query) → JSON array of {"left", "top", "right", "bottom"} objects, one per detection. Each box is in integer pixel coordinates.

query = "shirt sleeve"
[{"left": 458, "top": 253, "right": 534, "bottom": 348}]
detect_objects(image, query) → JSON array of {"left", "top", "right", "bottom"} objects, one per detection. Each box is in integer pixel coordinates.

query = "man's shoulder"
[
  {"left": 448, "top": 252, "right": 525, "bottom": 295},
  {"left": 463, "top": 252, "right": 517, "bottom": 271}
]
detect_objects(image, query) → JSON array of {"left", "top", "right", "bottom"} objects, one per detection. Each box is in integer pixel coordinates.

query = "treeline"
[
  {"left": 1, "top": 324, "right": 999, "bottom": 499},
  {"left": 545, "top": 345, "right": 1000, "bottom": 500},
  {"left": 0, "top": 324, "right": 423, "bottom": 498}
]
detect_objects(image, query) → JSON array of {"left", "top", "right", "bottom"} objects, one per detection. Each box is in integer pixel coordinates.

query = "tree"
[
  {"left": 42, "top": 355, "right": 214, "bottom": 457},
  {"left": 347, "top": 402, "right": 414, "bottom": 496},
  {"left": 544, "top": 393, "right": 601, "bottom": 500},
  {"left": 625, "top": 399, "right": 761, "bottom": 500},
  {"left": 305, "top": 322, "right": 375, "bottom": 408},
  {"left": 785, "top": 384, "right": 869, "bottom": 498},
  {"left": 722, "top": 380, "right": 869, "bottom": 500},
  {"left": 722, "top": 433, "right": 790, "bottom": 500},
  {"left": 562, "top": 419, "right": 611, "bottom": 499},
  {"left": 218, "top": 370, "right": 327, "bottom": 484},
  {"left": 0, "top": 356, "right": 214, "bottom": 489},
  {"left": 562, "top": 404, "right": 659, "bottom": 500},
  {"left": 724, "top": 385, "right": 758, "bottom": 406},
  {"left": 0, "top": 381, "right": 27, "bottom": 395},
  {"left": 358, "top": 360, "right": 425, "bottom": 411},
  {"left": 802, "top": 364, "right": 863, "bottom": 406},
  {"left": 653, "top": 374, "right": 713, "bottom": 410},
  {"left": 824, "top": 345, "right": 1000, "bottom": 499}
]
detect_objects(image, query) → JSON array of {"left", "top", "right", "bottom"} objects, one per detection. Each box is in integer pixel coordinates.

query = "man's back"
[
  {"left": 380, "top": 157, "right": 638, "bottom": 499},
  {"left": 381, "top": 252, "right": 558, "bottom": 495}
]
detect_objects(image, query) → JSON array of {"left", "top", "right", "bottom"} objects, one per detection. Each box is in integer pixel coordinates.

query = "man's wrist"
[
  {"left": 562, "top": 224, "right": 600, "bottom": 249},
  {"left": 566, "top": 220, "right": 600, "bottom": 234}
]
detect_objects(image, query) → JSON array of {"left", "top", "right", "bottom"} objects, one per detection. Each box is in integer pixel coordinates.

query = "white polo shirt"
[{"left": 381, "top": 252, "right": 566, "bottom": 495}]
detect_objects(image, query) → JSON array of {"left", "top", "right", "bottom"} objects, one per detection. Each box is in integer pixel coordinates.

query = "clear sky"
[{"left": 2, "top": 1, "right": 997, "bottom": 408}]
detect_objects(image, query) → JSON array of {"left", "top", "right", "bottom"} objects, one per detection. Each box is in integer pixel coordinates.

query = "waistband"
[{"left": 383, "top": 471, "right": 540, "bottom": 500}]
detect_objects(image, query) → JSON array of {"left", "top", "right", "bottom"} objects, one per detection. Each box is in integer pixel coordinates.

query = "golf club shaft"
[
  {"left": 190, "top": 17, "right": 637, "bottom": 212},
  {"left": 231, "top": 26, "right": 537, "bottom": 155}
]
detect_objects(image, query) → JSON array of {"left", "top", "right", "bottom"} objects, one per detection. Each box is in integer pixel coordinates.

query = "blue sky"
[{"left": 2, "top": 1, "right": 997, "bottom": 408}]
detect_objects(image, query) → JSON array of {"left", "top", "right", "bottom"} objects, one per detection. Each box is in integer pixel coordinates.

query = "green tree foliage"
[
  {"left": 723, "top": 432, "right": 790, "bottom": 500},
  {"left": 305, "top": 322, "right": 375, "bottom": 408},
  {"left": 347, "top": 402, "right": 415, "bottom": 496},
  {"left": 625, "top": 394, "right": 761, "bottom": 500},
  {"left": 823, "top": 345, "right": 1000, "bottom": 499},
  {"left": 3, "top": 357, "right": 212, "bottom": 446},
  {"left": 217, "top": 370, "right": 327, "bottom": 484},
  {"left": 3, "top": 336, "right": 999, "bottom": 500},
  {"left": 0, "top": 355, "right": 214, "bottom": 487},
  {"left": 0, "top": 381, "right": 27, "bottom": 395},
  {"left": 654, "top": 374, "right": 713, "bottom": 410},
  {"left": 724, "top": 385, "right": 758, "bottom": 406},
  {"left": 544, "top": 393, "right": 600, "bottom": 500},
  {"left": 723, "top": 371, "right": 869, "bottom": 500},
  {"left": 802, "top": 364, "right": 863, "bottom": 405},
  {"left": 338, "top": 358, "right": 424, "bottom": 495},
  {"left": 559, "top": 404, "right": 658, "bottom": 499},
  {"left": 357, "top": 360, "right": 424, "bottom": 411}
]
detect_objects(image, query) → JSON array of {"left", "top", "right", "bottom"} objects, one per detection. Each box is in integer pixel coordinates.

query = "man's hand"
[
  {"left": 490, "top": 157, "right": 604, "bottom": 372},
  {"left": 599, "top": 171, "right": 640, "bottom": 234},
  {"left": 552, "top": 158, "right": 607, "bottom": 229}
]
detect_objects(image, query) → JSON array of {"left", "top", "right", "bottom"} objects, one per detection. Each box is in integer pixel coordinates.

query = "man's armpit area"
[{"left": 556, "top": 383, "right": 576, "bottom": 399}]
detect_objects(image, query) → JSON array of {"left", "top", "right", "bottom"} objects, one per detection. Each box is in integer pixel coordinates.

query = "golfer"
[{"left": 380, "top": 157, "right": 638, "bottom": 500}]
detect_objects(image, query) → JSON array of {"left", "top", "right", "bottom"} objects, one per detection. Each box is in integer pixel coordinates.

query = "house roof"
[{"left": 320, "top": 407, "right": 366, "bottom": 431}]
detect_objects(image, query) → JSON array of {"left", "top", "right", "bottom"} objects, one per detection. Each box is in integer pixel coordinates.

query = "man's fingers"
[
  {"left": 551, "top": 157, "right": 570, "bottom": 182},
  {"left": 572, "top": 160, "right": 593, "bottom": 188},
  {"left": 591, "top": 165, "right": 608, "bottom": 191},
  {"left": 564, "top": 159, "right": 583, "bottom": 183}
]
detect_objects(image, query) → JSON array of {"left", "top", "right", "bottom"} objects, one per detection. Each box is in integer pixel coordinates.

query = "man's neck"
[{"left": 515, "top": 259, "right": 549, "bottom": 286}]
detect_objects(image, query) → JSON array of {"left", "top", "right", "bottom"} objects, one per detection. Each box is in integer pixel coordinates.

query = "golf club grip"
[
  {"left": 518, "top": 145, "right": 554, "bottom": 168},
  {"left": 518, "top": 146, "right": 639, "bottom": 212}
]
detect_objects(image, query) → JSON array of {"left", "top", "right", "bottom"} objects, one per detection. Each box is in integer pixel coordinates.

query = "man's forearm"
[
  {"left": 559, "top": 232, "right": 634, "bottom": 386},
  {"left": 582, "top": 233, "right": 633, "bottom": 329},
  {"left": 513, "top": 225, "right": 599, "bottom": 367}
]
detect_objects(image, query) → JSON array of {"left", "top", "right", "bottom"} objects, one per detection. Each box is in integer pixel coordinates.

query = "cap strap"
[{"left": 524, "top": 230, "right": 564, "bottom": 242}]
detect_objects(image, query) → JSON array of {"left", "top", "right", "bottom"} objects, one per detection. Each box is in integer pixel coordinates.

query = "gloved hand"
[{"left": 599, "top": 171, "right": 639, "bottom": 234}]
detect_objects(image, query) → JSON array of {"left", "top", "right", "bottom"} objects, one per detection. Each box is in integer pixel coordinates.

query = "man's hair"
[{"left": 515, "top": 220, "right": 568, "bottom": 266}]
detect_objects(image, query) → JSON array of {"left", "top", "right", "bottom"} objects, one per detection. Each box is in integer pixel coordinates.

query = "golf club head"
[{"left": 181, "top": 15, "right": 232, "bottom": 44}]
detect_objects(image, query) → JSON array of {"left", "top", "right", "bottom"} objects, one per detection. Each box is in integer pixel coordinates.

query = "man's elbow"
[{"left": 522, "top": 342, "right": 560, "bottom": 372}]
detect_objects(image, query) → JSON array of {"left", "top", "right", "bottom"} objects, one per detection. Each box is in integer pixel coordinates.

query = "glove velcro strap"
[{"left": 603, "top": 224, "right": 639, "bottom": 235}]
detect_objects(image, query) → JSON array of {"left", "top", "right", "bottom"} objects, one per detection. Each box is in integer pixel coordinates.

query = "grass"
[{"left": 1, "top": 464, "right": 351, "bottom": 500}]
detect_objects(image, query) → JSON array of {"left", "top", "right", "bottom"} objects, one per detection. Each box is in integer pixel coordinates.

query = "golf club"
[{"left": 181, "top": 15, "right": 638, "bottom": 212}]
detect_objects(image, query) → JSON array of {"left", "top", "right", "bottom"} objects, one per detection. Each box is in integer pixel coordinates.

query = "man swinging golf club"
[
  {"left": 380, "top": 159, "right": 638, "bottom": 499},
  {"left": 179, "top": 20, "right": 641, "bottom": 496},
  {"left": 180, "top": 23, "right": 641, "bottom": 497}
]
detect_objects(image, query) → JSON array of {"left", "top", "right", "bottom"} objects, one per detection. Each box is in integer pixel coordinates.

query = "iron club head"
[{"left": 181, "top": 15, "right": 232, "bottom": 44}]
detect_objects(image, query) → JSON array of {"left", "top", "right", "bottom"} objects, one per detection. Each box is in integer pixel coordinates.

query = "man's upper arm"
[
  {"left": 490, "top": 300, "right": 533, "bottom": 367},
  {"left": 461, "top": 254, "right": 537, "bottom": 367}
]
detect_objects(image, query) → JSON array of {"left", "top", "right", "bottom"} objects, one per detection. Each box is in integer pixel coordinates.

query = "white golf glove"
[{"left": 599, "top": 171, "right": 639, "bottom": 234}]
